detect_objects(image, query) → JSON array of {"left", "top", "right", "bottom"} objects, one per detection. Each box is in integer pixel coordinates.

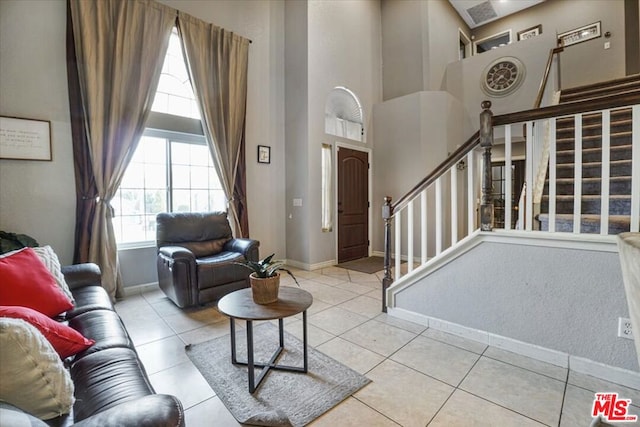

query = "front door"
[{"left": 337, "top": 147, "right": 369, "bottom": 263}]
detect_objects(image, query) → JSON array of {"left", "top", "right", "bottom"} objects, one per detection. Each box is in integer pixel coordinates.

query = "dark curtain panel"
[{"left": 65, "top": 1, "right": 98, "bottom": 264}]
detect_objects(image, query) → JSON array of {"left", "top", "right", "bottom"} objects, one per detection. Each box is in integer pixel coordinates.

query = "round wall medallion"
[{"left": 480, "top": 56, "right": 526, "bottom": 97}]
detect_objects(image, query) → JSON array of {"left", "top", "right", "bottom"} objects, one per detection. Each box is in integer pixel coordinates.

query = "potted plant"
[{"left": 236, "top": 254, "right": 299, "bottom": 304}]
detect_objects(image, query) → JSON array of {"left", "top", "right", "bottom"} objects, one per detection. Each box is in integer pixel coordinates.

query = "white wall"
[
  {"left": 0, "top": 0, "right": 76, "bottom": 265},
  {"left": 381, "top": 0, "right": 470, "bottom": 100}
]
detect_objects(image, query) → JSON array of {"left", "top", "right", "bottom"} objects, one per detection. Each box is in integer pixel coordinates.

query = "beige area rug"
[{"left": 185, "top": 322, "right": 370, "bottom": 426}]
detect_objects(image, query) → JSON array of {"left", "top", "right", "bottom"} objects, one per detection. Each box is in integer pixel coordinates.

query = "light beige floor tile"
[
  {"left": 374, "top": 313, "right": 427, "bottom": 334},
  {"left": 460, "top": 357, "right": 565, "bottom": 426},
  {"left": 316, "top": 337, "right": 385, "bottom": 374},
  {"left": 560, "top": 384, "right": 639, "bottom": 427},
  {"left": 136, "top": 335, "right": 190, "bottom": 375},
  {"left": 355, "top": 359, "right": 453, "bottom": 427},
  {"left": 339, "top": 295, "right": 384, "bottom": 318},
  {"left": 148, "top": 361, "right": 215, "bottom": 410},
  {"left": 429, "top": 389, "right": 546, "bottom": 427},
  {"left": 310, "top": 397, "right": 399, "bottom": 427},
  {"left": 116, "top": 299, "right": 161, "bottom": 324},
  {"left": 150, "top": 298, "right": 185, "bottom": 317},
  {"left": 141, "top": 288, "right": 167, "bottom": 303},
  {"left": 568, "top": 371, "right": 640, "bottom": 402},
  {"left": 185, "top": 396, "right": 241, "bottom": 427},
  {"left": 303, "top": 281, "right": 359, "bottom": 305},
  {"left": 484, "top": 347, "right": 567, "bottom": 381},
  {"left": 391, "top": 335, "right": 480, "bottom": 386},
  {"left": 284, "top": 319, "right": 336, "bottom": 347},
  {"left": 163, "top": 306, "right": 226, "bottom": 334},
  {"left": 333, "top": 281, "right": 378, "bottom": 295},
  {"left": 309, "top": 274, "right": 348, "bottom": 286},
  {"left": 126, "top": 319, "right": 176, "bottom": 346},
  {"left": 348, "top": 271, "right": 381, "bottom": 282},
  {"left": 366, "top": 289, "right": 383, "bottom": 300},
  {"left": 422, "top": 328, "right": 487, "bottom": 354},
  {"left": 341, "top": 320, "right": 417, "bottom": 357},
  {"left": 114, "top": 292, "right": 145, "bottom": 310},
  {"left": 305, "top": 299, "right": 332, "bottom": 315},
  {"left": 309, "top": 306, "right": 369, "bottom": 335}
]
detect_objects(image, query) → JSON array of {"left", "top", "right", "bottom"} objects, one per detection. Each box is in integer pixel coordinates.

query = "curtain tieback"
[{"left": 96, "top": 197, "right": 115, "bottom": 218}]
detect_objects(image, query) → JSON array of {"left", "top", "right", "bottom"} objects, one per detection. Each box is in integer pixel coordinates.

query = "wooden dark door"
[{"left": 337, "top": 147, "right": 369, "bottom": 263}]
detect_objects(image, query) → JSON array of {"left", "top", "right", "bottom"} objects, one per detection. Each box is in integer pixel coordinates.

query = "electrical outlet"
[{"left": 618, "top": 317, "right": 633, "bottom": 340}]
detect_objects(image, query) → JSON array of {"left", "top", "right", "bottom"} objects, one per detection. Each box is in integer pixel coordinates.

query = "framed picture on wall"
[
  {"left": 0, "top": 116, "right": 52, "bottom": 161},
  {"left": 557, "top": 21, "right": 601, "bottom": 47},
  {"left": 517, "top": 24, "right": 542, "bottom": 41},
  {"left": 257, "top": 145, "right": 271, "bottom": 164}
]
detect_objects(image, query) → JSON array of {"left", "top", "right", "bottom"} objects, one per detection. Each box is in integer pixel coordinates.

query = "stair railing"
[
  {"left": 382, "top": 92, "right": 640, "bottom": 310},
  {"left": 533, "top": 46, "right": 563, "bottom": 109},
  {"left": 381, "top": 102, "right": 493, "bottom": 311}
]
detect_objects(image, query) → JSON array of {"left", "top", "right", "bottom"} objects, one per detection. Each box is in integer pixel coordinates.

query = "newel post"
[
  {"left": 480, "top": 100, "right": 494, "bottom": 231},
  {"left": 382, "top": 196, "right": 393, "bottom": 313}
]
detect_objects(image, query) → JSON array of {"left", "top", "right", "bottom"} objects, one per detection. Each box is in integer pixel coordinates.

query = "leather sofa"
[
  {"left": 0, "top": 263, "right": 185, "bottom": 427},
  {"left": 156, "top": 211, "right": 260, "bottom": 308}
]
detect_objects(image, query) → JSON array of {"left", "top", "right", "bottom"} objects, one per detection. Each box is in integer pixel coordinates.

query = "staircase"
[{"left": 538, "top": 74, "right": 640, "bottom": 234}]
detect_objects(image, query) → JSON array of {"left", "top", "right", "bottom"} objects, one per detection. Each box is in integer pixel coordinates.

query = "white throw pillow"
[
  {"left": 32, "top": 245, "right": 74, "bottom": 304},
  {"left": 0, "top": 318, "right": 75, "bottom": 420}
]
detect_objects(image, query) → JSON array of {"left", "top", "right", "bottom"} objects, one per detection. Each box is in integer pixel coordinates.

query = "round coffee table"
[{"left": 217, "top": 286, "right": 313, "bottom": 393}]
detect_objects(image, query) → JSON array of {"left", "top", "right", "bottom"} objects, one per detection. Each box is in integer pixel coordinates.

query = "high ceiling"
[{"left": 448, "top": 0, "right": 545, "bottom": 29}]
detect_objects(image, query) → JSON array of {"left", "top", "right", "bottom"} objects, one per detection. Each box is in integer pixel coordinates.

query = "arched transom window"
[{"left": 325, "top": 86, "right": 364, "bottom": 142}]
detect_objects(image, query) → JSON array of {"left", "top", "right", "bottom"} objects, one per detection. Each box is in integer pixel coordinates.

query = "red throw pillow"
[
  {"left": 0, "top": 306, "right": 95, "bottom": 358},
  {"left": 0, "top": 248, "right": 73, "bottom": 317}
]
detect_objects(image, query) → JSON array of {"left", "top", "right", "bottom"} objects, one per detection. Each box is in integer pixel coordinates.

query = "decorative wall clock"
[{"left": 481, "top": 56, "right": 526, "bottom": 97}]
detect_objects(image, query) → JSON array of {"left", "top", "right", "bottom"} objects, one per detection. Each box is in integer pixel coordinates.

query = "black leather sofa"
[
  {"left": 0, "top": 263, "right": 185, "bottom": 427},
  {"left": 156, "top": 211, "right": 260, "bottom": 308}
]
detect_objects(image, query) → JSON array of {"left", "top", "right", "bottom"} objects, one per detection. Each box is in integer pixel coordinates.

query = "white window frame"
[{"left": 472, "top": 29, "right": 512, "bottom": 55}]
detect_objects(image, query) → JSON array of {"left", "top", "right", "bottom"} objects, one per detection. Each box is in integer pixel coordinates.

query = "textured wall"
[
  {"left": 394, "top": 240, "right": 638, "bottom": 372},
  {"left": 0, "top": 0, "right": 76, "bottom": 265}
]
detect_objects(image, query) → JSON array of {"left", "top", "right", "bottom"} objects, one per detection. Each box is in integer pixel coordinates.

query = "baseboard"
[
  {"left": 387, "top": 307, "right": 640, "bottom": 390},
  {"left": 122, "top": 282, "right": 159, "bottom": 297},
  {"left": 285, "top": 259, "right": 337, "bottom": 271}
]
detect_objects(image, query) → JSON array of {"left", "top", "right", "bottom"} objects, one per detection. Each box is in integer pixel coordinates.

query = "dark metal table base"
[{"left": 229, "top": 311, "right": 308, "bottom": 393}]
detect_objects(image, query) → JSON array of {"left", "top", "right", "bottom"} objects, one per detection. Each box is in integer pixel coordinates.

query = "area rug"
[
  {"left": 337, "top": 256, "right": 386, "bottom": 274},
  {"left": 185, "top": 322, "right": 370, "bottom": 426}
]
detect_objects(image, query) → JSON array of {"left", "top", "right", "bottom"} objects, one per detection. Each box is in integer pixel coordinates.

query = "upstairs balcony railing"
[{"left": 381, "top": 93, "right": 640, "bottom": 311}]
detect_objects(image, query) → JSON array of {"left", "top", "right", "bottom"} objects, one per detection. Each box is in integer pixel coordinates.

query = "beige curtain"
[
  {"left": 68, "top": 0, "right": 175, "bottom": 300},
  {"left": 177, "top": 12, "right": 250, "bottom": 236}
]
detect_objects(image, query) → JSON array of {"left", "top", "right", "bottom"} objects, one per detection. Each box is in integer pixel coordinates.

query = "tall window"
[
  {"left": 321, "top": 144, "right": 333, "bottom": 232},
  {"left": 113, "top": 28, "right": 226, "bottom": 245}
]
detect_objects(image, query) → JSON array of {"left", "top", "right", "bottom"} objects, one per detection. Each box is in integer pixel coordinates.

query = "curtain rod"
[{"left": 173, "top": 10, "right": 252, "bottom": 44}]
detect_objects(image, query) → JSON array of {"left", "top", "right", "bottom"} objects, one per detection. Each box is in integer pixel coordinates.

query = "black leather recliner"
[{"left": 156, "top": 211, "right": 259, "bottom": 308}]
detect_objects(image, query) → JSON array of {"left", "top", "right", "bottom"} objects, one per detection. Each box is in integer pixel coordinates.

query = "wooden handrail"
[
  {"left": 495, "top": 90, "right": 640, "bottom": 126},
  {"left": 392, "top": 130, "right": 480, "bottom": 212},
  {"left": 533, "top": 47, "right": 563, "bottom": 109}
]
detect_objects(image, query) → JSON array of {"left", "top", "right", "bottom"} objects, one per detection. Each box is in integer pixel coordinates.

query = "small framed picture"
[
  {"left": 517, "top": 24, "right": 542, "bottom": 41},
  {"left": 0, "top": 116, "right": 52, "bottom": 161},
  {"left": 557, "top": 21, "right": 601, "bottom": 47},
  {"left": 257, "top": 145, "right": 271, "bottom": 164}
]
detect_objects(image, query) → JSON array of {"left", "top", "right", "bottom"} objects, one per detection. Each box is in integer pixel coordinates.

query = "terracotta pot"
[{"left": 249, "top": 272, "right": 280, "bottom": 304}]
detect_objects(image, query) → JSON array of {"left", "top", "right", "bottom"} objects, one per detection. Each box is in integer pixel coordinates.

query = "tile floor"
[{"left": 115, "top": 267, "right": 640, "bottom": 427}]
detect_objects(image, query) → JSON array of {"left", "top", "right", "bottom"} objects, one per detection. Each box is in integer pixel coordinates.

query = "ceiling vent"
[{"left": 466, "top": 1, "right": 498, "bottom": 25}]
